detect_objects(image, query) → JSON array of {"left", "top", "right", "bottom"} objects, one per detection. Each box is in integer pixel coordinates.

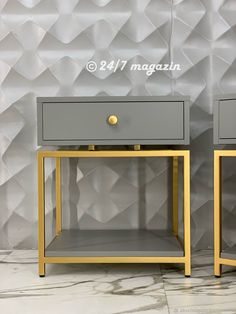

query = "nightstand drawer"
[
  {"left": 214, "top": 95, "right": 236, "bottom": 144},
  {"left": 37, "top": 96, "right": 189, "bottom": 146}
]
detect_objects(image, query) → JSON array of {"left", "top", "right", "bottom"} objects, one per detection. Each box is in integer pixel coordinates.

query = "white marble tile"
[
  {"left": 168, "top": 295, "right": 236, "bottom": 314},
  {"left": 2, "top": 250, "right": 38, "bottom": 263},
  {"left": 163, "top": 250, "right": 236, "bottom": 314},
  {"left": 0, "top": 250, "right": 12, "bottom": 261},
  {"left": 0, "top": 295, "right": 169, "bottom": 314},
  {"left": 0, "top": 262, "right": 163, "bottom": 297},
  {"left": 0, "top": 252, "right": 168, "bottom": 314},
  {"left": 1, "top": 249, "right": 236, "bottom": 314},
  {"left": 160, "top": 250, "right": 214, "bottom": 279}
]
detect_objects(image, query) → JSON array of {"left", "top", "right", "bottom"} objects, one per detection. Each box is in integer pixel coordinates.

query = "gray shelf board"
[
  {"left": 221, "top": 245, "right": 236, "bottom": 260},
  {"left": 45, "top": 229, "right": 184, "bottom": 257}
]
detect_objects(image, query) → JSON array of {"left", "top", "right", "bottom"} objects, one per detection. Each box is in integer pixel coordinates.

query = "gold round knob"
[{"left": 107, "top": 115, "right": 118, "bottom": 125}]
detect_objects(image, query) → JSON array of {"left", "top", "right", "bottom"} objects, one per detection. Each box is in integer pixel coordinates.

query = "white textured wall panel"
[{"left": 0, "top": 0, "right": 235, "bottom": 249}]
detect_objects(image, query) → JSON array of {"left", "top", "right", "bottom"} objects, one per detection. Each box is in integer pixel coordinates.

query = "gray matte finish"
[
  {"left": 37, "top": 96, "right": 190, "bottom": 146},
  {"left": 45, "top": 230, "right": 184, "bottom": 257},
  {"left": 214, "top": 94, "right": 236, "bottom": 144},
  {"left": 221, "top": 245, "right": 236, "bottom": 259}
]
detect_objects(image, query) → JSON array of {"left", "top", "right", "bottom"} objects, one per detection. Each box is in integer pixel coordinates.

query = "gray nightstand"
[{"left": 37, "top": 96, "right": 191, "bottom": 277}]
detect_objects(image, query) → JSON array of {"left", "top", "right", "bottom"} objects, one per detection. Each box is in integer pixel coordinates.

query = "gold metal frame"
[
  {"left": 38, "top": 149, "right": 191, "bottom": 277},
  {"left": 214, "top": 150, "right": 236, "bottom": 277}
]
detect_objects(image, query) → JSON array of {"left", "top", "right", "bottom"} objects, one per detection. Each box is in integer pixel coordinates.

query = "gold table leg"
[
  {"left": 214, "top": 151, "right": 222, "bottom": 277},
  {"left": 173, "top": 156, "right": 179, "bottom": 237},
  {"left": 56, "top": 157, "right": 62, "bottom": 235},
  {"left": 183, "top": 151, "right": 191, "bottom": 277},
  {"left": 38, "top": 153, "right": 45, "bottom": 277}
]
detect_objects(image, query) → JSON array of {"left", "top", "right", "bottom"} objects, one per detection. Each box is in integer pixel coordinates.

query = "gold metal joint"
[
  {"left": 134, "top": 144, "right": 141, "bottom": 151},
  {"left": 88, "top": 145, "right": 95, "bottom": 151}
]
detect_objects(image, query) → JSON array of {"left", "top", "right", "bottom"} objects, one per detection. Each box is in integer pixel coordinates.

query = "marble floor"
[{"left": 0, "top": 250, "right": 235, "bottom": 314}]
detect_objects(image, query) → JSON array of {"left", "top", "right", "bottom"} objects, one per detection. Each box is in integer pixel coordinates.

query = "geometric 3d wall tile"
[{"left": 0, "top": 0, "right": 235, "bottom": 249}]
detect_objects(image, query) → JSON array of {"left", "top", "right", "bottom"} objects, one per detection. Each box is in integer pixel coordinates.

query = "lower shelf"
[
  {"left": 45, "top": 229, "right": 183, "bottom": 257},
  {"left": 221, "top": 245, "right": 236, "bottom": 260}
]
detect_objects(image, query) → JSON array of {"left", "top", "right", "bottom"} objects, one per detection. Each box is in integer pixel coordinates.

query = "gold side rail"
[
  {"left": 219, "top": 258, "right": 236, "bottom": 267},
  {"left": 38, "top": 150, "right": 189, "bottom": 158},
  {"left": 43, "top": 256, "right": 187, "bottom": 264}
]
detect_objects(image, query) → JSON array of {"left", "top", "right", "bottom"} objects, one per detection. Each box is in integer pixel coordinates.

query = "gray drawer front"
[
  {"left": 38, "top": 97, "right": 189, "bottom": 145},
  {"left": 214, "top": 95, "right": 236, "bottom": 144}
]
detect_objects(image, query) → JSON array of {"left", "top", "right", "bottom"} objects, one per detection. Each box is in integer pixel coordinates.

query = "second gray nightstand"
[{"left": 214, "top": 94, "right": 236, "bottom": 276}]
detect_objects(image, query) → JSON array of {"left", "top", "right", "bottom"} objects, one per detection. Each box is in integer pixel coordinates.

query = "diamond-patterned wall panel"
[
  {"left": 214, "top": 0, "right": 236, "bottom": 249},
  {"left": 0, "top": 0, "right": 235, "bottom": 249}
]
